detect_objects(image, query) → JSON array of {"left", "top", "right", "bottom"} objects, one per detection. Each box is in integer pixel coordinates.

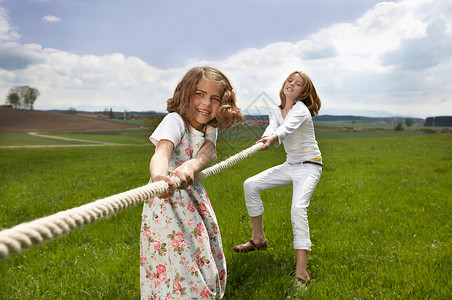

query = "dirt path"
[
  {"left": 0, "top": 108, "right": 150, "bottom": 148},
  {"left": 28, "top": 132, "right": 115, "bottom": 145},
  {"left": 0, "top": 132, "right": 143, "bottom": 149}
]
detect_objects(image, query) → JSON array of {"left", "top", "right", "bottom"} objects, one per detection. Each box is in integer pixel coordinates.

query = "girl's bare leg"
[
  {"left": 295, "top": 249, "right": 311, "bottom": 280},
  {"left": 250, "top": 215, "right": 266, "bottom": 243},
  {"left": 233, "top": 215, "right": 267, "bottom": 252}
]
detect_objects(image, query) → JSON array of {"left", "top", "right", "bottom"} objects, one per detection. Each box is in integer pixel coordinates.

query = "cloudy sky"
[{"left": 0, "top": 0, "right": 451, "bottom": 118}]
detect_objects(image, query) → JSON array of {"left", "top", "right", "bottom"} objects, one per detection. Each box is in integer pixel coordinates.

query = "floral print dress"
[{"left": 140, "top": 123, "right": 226, "bottom": 300}]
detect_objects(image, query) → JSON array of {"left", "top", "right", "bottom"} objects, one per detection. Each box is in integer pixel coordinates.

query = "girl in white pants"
[{"left": 233, "top": 70, "right": 322, "bottom": 287}]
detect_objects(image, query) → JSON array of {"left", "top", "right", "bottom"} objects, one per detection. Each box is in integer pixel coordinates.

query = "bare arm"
[
  {"left": 171, "top": 140, "right": 216, "bottom": 189},
  {"left": 150, "top": 139, "right": 176, "bottom": 197}
]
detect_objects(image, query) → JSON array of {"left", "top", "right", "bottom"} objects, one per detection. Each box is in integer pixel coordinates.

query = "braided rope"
[{"left": 0, "top": 142, "right": 263, "bottom": 259}]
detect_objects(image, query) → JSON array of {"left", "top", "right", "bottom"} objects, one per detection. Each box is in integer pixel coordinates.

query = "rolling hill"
[{"left": 0, "top": 108, "right": 141, "bottom": 133}]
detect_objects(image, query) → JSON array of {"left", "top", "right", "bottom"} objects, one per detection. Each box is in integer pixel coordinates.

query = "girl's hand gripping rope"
[
  {"left": 171, "top": 166, "right": 195, "bottom": 190},
  {"left": 153, "top": 174, "right": 177, "bottom": 198},
  {"left": 257, "top": 134, "right": 278, "bottom": 151}
]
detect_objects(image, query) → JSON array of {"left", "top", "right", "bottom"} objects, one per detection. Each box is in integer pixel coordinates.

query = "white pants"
[{"left": 243, "top": 161, "right": 322, "bottom": 250}]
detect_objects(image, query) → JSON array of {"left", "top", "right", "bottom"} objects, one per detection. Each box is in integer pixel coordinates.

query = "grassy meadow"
[{"left": 0, "top": 123, "right": 451, "bottom": 299}]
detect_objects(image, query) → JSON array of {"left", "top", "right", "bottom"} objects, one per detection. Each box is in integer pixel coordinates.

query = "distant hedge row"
[{"left": 424, "top": 116, "right": 452, "bottom": 127}]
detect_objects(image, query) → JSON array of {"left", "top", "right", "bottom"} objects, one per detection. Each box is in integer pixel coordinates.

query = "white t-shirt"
[
  {"left": 263, "top": 102, "right": 321, "bottom": 163},
  {"left": 150, "top": 112, "right": 218, "bottom": 159}
]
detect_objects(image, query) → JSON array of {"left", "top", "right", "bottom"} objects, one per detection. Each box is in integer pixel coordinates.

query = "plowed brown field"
[{"left": 0, "top": 107, "right": 141, "bottom": 133}]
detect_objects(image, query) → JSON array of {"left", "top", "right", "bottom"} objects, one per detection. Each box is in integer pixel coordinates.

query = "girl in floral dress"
[{"left": 140, "top": 66, "right": 243, "bottom": 299}]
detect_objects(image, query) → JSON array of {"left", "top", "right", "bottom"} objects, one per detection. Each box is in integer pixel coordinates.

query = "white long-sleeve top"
[{"left": 263, "top": 101, "right": 321, "bottom": 163}]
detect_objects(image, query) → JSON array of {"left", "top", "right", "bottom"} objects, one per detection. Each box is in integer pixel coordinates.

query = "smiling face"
[
  {"left": 283, "top": 73, "right": 304, "bottom": 104},
  {"left": 188, "top": 76, "right": 222, "bottom": 131}
]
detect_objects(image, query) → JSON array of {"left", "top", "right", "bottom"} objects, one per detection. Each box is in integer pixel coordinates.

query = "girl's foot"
[
  {"left": 233, "top": 239, "right": 268, "bottom": 253},
  {"left": 294, "top": 275, "right": 311, "bottom": 288}
]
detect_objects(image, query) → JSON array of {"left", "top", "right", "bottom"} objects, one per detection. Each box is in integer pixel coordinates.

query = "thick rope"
[{"left": 0, "top": 142, "right": 263, "bottom": 259}]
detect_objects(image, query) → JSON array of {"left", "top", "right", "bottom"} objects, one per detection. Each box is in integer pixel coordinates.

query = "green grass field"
[{"left": 0, "top": 127, "right": 451, "bottom": 299}]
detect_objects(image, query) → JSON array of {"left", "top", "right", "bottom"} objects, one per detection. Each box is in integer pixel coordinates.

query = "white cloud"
[
  {"left": 0, "top": 7, "right": 19, "bottom": 42},
  {"left": 382, "top": 18, "right": 452, "bottom": 71},
  {"left": 42, "top": 15, "right": 61, "bottom": 23},
  {"left": 0, "top": 0, "right": 451, "bottom": 118},
  {"left": 199, "top": 0, "right": 451, "bottom": 117},
  {"left": 0, "top": 8, "right": 43, "bottom": 70},
  {"left": 6, "top": 50, "right": 169, "bottom": 111}
]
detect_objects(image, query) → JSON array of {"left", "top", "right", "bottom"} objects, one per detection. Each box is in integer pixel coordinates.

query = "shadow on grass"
[{"left": 225, "top": 248, "right": 303, "bottom": 299}]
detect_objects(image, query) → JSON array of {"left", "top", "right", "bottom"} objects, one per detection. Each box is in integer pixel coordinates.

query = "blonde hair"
[
  {"left": 279, "top": 71, "right": 321, "bottom": 116},
  {"left": 167, "top": 66, "right": 243, "bottom": 130}
]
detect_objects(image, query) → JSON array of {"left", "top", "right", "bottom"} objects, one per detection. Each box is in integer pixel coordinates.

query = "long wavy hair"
[
  {"left": 167, "top": 66, "right": 243, "bottom": 130},
  {"left": 279, "top": 71, "right": 321, "bottom": 116}
]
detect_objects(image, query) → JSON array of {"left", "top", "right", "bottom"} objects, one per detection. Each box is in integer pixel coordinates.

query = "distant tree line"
[
  {"left": 5, "top": 86, "right": 40, "bottom": 110},
  {"left": 313, "top": 114, "right": 424, "bottom": 125},
  {"left": 424, "top": 116, "right": 452, "bottom": 127}
]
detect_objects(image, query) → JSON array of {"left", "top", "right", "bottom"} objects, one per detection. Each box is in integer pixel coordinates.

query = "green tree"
[
  {"left": 67, "top": 107, "right": 77, "bottom": 114},
  {"left": 23, "top": 87, "right": 40, "bottom": 110},
  {"left": 394, "top": 122, "right": 404, "bottom": 131},
  {"left": 6, "top": 92, "right": 20, "bottom": 108},
  {"left": 12, "top": 86, "right": 28, "bottom": 108},
  {"left": 6, "top": 86, "right": 40, "bottom": 110},
  {"left": 405, "top": 118, "right": 413, "bottom": 127}
]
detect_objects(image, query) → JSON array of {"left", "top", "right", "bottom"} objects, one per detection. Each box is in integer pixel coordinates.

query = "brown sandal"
[{"left": 233, "top": 239, "right": 268, "bottom": 253}]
